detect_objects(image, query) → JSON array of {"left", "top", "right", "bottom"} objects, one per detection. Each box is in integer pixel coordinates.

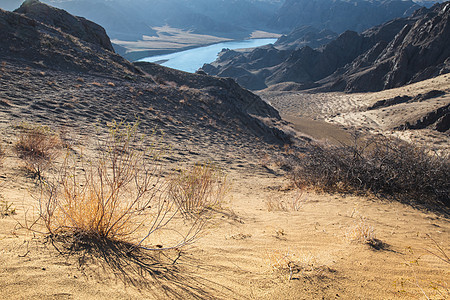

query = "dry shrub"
[
  {"left": 422, "top": 234, "right": 450, "bottom": 298},
  {"left": 37, "top": 121, "right": 207, "bottom": 251},
  {"left": 266, "top": 190, "right": 303, "bottom": 212},
  {"left": 267, "top": 250, "right": 327, "bottom": 280},
  {"left": 1, "top": 200, "right": 16, "bottom": 218},
  {"left": 345, "top": 218, "right": 377, "bottom": 246},
  {"left": 169, "top": 162, "right": 228, "bottom": 219},
  {"left": 291, "top": 134, "right": 449, "bottom": 210},
  {"left": 425, "top": 234, "right": 450, "bottom": 266},
  {"left": 346, "top": 217, "right": 385, "bottom": 250},
  {"left": 15, "top": 124, "right": 62, "bottom": 179}
]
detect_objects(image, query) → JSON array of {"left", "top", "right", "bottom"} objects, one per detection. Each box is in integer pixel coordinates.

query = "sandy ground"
[
  {"left": 258, "top": 74, "right": 450, "bottom": 152},
  {"left": 112, "top": 26, "right": 232, "bottom": 54},
  {"left": 112, "top": 27, "right": 280, "bottom": 60},
  {"left": 0, "top": 63, "right": 448, "bottom": 299},
  {"left": 0, "top": 144, "right": 449, "bottom": 299}
]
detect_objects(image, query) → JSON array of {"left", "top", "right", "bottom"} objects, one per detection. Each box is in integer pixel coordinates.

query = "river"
[{"left": 138, "top": 38, "right": 277, "bottom": 73}]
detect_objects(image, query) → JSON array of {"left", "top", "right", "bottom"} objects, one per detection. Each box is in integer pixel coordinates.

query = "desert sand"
[
  {"left": 1, "top": 151, "right": 449, "bottom": 299},
  {"left": 258, "top": 74, "right": 450, "bottom": 153},
  {"left": 0, "top": 60, "right": 448, "bottom": 300}
]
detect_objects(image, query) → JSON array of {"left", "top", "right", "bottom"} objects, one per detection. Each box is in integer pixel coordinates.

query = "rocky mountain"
[
  {"left": 14, "top": 0, "right": 114, "bottom": 52},
  {"left": 0, "top": 6, "right": 138, "bottom": 76},
  {"left": 0, "top": 1, "right": 289, "bottom": 159},
  {"left": 0, "top": 0, "right": 424, "bottom": 47},
  {"left": 273, "top": 26, "right": 337, "bottom": 51},
  {"left": 323, "top": 2, "right": 450, "bottom": 92},
  {"left": 8, "top": 0, "right": 283, "bottom": 41},
  {"left": 202, "top": 2, "right": 450, "bottom": 93},
  {"left": 201, "top": 17, "right": 413, "bottom": 90},
  {"left": 269, "top": 0, "right": 420, "bottom": 34}
]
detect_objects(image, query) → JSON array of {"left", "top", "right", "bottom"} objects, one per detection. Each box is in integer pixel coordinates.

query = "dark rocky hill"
[
  {"left": 0, "top": 2, "right": 289, "bottom": 163},
  {"left": 0, "top": 6, "right": 138, "bottom": 76},
  {"left": 269, "top": 0, "right": 420, "bottom": 34},
  {"left": 202, "top": 2, "right": 450, "bottom": 93},
  {"left": 274, "top": 26, "right": 337, "bottom": 51},
  {"left": 201, "top": 18, "right": 413, "bottom": 90},
  {"left": 14, "top": 0, "right": 114, "bottom": 52},
  {"left": 15, "top": 0, "right": 282, "bottom": 41},
  {"left": 323, "top": 2, "right": 450, "bottom": 92}
]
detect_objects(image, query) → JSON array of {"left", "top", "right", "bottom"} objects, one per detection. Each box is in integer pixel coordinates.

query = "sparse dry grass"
[
  {"left": 0, "top": 145, "right": 14, "bottom": 218},
  {"left": 267, "top": 249, "right": 327, "bottom": 280},
  {"left": 0, "top": 143, "right": 4, "bottom": 164},
  {"left": 0, "top": 200, "right": 16, "bottom": 218},
  {"left": 14, "top": 123, "right": 62, "bottom": 180},
  {"left": 266, "top": 190, "right": 303, "bottom": 212},
  {"left": 33, "top": 121, "right": 213, "bottom": 252},
  {"left": 169, "top": 162, "right": 228, "bottom": 219},
  {"left": 400, "top": 236, "right": 450, "bottom": 299},
  {"left": 345, "top": 218, "right": 379, "bottom": 247}
]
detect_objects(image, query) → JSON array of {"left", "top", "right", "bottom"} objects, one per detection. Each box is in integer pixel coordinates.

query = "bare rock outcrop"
[
  {"left": 329, "top": 2, "right": 450, "bottom": 92},
  {"left": 14, "top": 0, "right": 114, "bottom": 52},
  {"left": 269, "top": 0, "right": 419, "bottom": 34},
  {"left": 397, "top": 104, "right": 450, "bottom": 132},
  {"left": 202, "top": 2, "right": 450, "bottom": 93}
]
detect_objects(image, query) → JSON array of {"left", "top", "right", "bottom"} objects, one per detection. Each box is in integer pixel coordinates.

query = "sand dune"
[
  {"left": 258, "top": 73, "right": 450, "bottom": 152},
  {"left": 0, "top": 63, "right": 448, "bottom": 299}
]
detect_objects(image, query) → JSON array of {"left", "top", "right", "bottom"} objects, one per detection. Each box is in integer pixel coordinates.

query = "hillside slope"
[
  {"left": 0, "top": 2, "right": 289, "bottom": 163},
  {"left": 269, "top": 0, "right": 419, "bottom": 33},
  {"left": 0, "top": 3, "right": 448, "bottom": 300},
  {"left": 202, "top": 2, "right": 450, "bottom": 93}
]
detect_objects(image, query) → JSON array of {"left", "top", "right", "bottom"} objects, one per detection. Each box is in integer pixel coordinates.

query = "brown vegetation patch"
[
  {"left": 289, "top": 134, "right": 449, "bottom": 212},
  {"left": 14, "top": 123, "right": 62, "bottom": 180}
]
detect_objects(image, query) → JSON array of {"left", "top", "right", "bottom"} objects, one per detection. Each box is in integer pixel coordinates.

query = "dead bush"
[
  {"left": 14, "top": 124, "right": 62, "bottom": 179},
  {"left": 266, "top": 190, "right": 303, "bottom": 212},
  {"left": 291, "top": 134, "right": 449, "bottom": 210},
  {"left": 35, "top": 121, "right": 207, "bottom": 251},
  {"left": 345, "top": 218, "right": 377, "bottom": 245},
  {"left": 0, "top": 200, "right": 16, "bottom": 218},
  {"left": 169, "top": 162, "right": 228, "bottom": 219},
  {"left": 267, "top": 249, "right": 329, "bottom": 281}
]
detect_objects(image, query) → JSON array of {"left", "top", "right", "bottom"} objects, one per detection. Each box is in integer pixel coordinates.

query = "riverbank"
[
  {"left": 137, "top": 38, "right": 278, "bottom": 73},
  {"left": 112, "top": 26, "right": 280, "bottom": 61}
]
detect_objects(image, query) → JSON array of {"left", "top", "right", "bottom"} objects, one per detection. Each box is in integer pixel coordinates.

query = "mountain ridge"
[{"left": 201, "top": 2, "right": 450, "bottom": 93}]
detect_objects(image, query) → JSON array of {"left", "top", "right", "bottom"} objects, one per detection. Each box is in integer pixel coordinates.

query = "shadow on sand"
[{"left": 48, "top": 233, "right": 240, "bottom": 299}]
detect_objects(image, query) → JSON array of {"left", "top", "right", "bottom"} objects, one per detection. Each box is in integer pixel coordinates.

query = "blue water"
[{"left": 138, "top": 38, "right": 277, "bottom": 73}]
